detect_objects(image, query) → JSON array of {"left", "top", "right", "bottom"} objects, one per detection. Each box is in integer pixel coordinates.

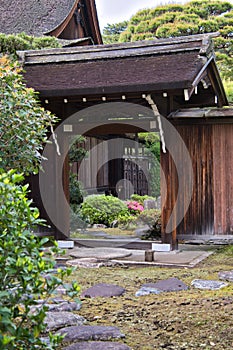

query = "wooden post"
[
  {"left": 54, "top": 133, "right": 70, "bottom": 240},
  {"left": 145, "top": 250, "right": 154, "bottom": 262}
]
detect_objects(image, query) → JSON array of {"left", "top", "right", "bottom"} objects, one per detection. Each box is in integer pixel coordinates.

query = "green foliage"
[
  {"left": 117, "top": 213, "right": 138, "bottom": 229},
  {"left": 69, "top": 135, "right": 87, "bottom": 163},
  {"left": 156, "top": 22, "right": 199, "bottom": 37},
  {"left": 0, "top": 32, "right": 61, "bottom": 57},
  {"left": 223, "top": 79, "right": 233, "bottom": 103},
  {"left": 137, "top": 209, "right": 162, "bottom": 240},
  {"left": 69, "top": 173, "right": 85, "bottom": 206},
  {"left": 69, "top": 135, "right": 87, "bottom": 206},
  {"left": 0, "top": 170, "right": 79, "bottom": 349},
  {"left": 102, "top": 21, "right": 128, "bottom": 44},
  {"left": 0, "top": 56, "right": 58, "bottom": 174},
  {"left": 130, "top": 194, "right": 155, "bottom": 205},
  {"left": 138, "top": 132, "right": 161, "bottom": 197},
  {"left": 80, "top": 195, "right": 130, "bottom": 227}
]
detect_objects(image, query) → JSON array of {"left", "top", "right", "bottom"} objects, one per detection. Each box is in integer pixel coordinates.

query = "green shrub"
[
  {"left": 0, "top": 56, "right": 58, "bottom": 174},
  {"left": 80, "top": 195, "right": 130, "bottom": 227},
  {"left": 69, "top": 174, "right": 85, "bottom": 206},
  {"left": 130, "top": 194, "right": 156, "bottom": 205},
  {"left": 137, "top": 209, "right": 162, "bottom": 240},
  {"left": 0, "top": 32, "right": 60, "bottom": 57},
  {"left": 0, "top": 170, "right": 79, "bottom": 349},
  {"left": 117, "top": 213, "right": 138, "bottom": 230}
]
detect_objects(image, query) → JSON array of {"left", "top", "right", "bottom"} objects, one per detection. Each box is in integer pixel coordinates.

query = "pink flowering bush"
[{"left": 127, "top": 201, "right": 144, "bottom": 215}]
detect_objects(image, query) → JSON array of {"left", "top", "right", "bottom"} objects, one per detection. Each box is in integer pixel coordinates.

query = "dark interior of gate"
[{"left": 20, "top": 33, "right": 233, "bottom": 248}]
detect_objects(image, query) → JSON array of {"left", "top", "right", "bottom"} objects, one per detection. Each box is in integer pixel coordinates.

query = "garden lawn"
[{"left": 63, "top": 246, "right": 233, "bottom": 350}]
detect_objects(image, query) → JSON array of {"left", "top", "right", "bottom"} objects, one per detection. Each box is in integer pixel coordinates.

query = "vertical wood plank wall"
[
  {"left": 161, "top": 119, "right": 233, "bottom": 237},
  {"left": 77, "top": 137, "right": 109, "bottom": 193},
  {"left": 213, "top": 124, "right": 233, "bottom": 234}
]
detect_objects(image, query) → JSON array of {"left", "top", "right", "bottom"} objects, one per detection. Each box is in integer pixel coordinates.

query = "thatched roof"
[
  {"left": 18, "top": 33, "right": 228, "bottom": 108},
  {"left": 0, "top": 0, "right": 77, "bottom": 36},
  {"left": 0, "top": 0, "right": 102, "bottom": 44}
]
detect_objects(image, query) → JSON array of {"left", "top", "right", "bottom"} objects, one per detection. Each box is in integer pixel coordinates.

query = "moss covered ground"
[{"left": 63, "top": 246, "right": 233, "bottom": 349}]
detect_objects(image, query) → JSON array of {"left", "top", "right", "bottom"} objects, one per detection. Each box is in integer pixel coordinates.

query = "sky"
[{"left": 95, "top": 0, "right": 185, "bottom": 30}]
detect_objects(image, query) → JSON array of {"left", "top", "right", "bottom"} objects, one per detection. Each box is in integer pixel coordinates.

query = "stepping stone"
[
  {"left": 45, "top": 312, "right": 86, "bottom": 332},
  {"left": 67, "top": 258, "right": 109, "bottom": 268},
  {"left": 81, "top": 283, "right": 125, "bottom": 298},
  {"left": 57, "top": 325, "right": 125, "bottom": 342},
  {"left": 144, "top": 277, "right": 189, "bottom": 292},
  {"left": 63, "top": 341, "right": 131, "bottom": 350},
  {"left": 218, "top": 271, "right": 233, "bottom": 282},
  {"left": 69, "top": 247, "right": 132, "bottom": 260},
  {"left": 191, "top": 279, "right": 228, "bottom": 290},
  {"left": 32, "top": 301, "right": 81, "bottom": 313},
  {"left": 53, "top": 283, "right": 72, "bottom": 295},
  {"left": 45, "top": 301, "right": 81, "bottom": 312},
  {"left": 136, "top": 277, "right": 188, "bottom": 296}
]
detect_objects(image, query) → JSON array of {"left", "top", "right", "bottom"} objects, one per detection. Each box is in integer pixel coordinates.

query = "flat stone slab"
[
  {"left": 218, "top": 271, "right": 233, "bottom": 282},
  {"left": 81, "top": 283, "right": 125, "bottom": 298},
  {"left": 31, "top": 301, "right": 81, "bottom": 313},
  {"left": 63, "top": 341, "right": 131, "bottom": 350},
  {"left": 144, "top": 278, "right": 188, "bottom": 292},
  {"left": 67, "top": 258, "right": 116, "bottom": 268},
  {"left": 191, "top": 279, "right": 228, "bottom": 290},
  {"left": 135, "top": 277, "right": 188, "bottom": 297},
  {"left": 45, "top": 312, "right": 85, "bottom": 332},
  {"left": 70, "top": 247, "right": 132, "bottom": 260},
  {"left": 57, "top": 325, "right": 125, "bottom": 342}
]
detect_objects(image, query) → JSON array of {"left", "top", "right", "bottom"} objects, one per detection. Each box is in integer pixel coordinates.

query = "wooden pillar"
[
  {"left": 54, "top": 133, "right": 70, "bottom": 240},
  {"left": 161, "top": 147, "right": 178, "bottom": 250}
]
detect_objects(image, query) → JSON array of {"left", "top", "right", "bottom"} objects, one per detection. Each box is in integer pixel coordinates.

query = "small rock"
[
  {"left": 218, "top": 271, "right": 233, "bottom": 282},
  {"left": 44, "top": 312, "right": 85, "bottom": 332},
  {"left": 191, "top": 279, "right": 228, "bottom": 290},
  {"left": 62, "top": 341, "right": 131, "bottom": 350},
  {"left": 93, "top": 224, "right": 107, "bottom": 229},
  {"left": 134, "top": 226, "right": 150, "bottom": 237},
  {"left": 57, "top": 325, "right": 125, "bottom": 342},
  {"left": 135, "top": 286, "right": 161, "bottom": 297},
  {"left": 81, "top": 283, "right": 125, "bottom": 298},
  {"left": 144, "top": 199, "right": 156, "bottom": 210}
]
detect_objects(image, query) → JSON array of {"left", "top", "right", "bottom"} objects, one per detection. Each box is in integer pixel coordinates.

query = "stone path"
[{"left": 40, "top": 254, "right": 233, "bottom": 349}]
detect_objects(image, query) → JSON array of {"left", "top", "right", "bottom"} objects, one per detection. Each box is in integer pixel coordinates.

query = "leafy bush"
[
  {"left": 223, "top": 79, "right": 233, "bottom": 104},
  {"left": 80, "top": 195, "right": 130, "bottom": 227},
  {"left": 0, "top": 170, "right": 79, "bottom": 349},
  {"left": 0, "top": 32, "right": 60, "bottom": 57},
  {"left": 117, "top": 214, "right": 138, "bottom": 230},
  {"left": 0, "top": 56, "right": 58, "bottom": 174},
  {"left": 69, "top": 174, "right": 85, "bottom": 206},
  {"left": 137, "top": 209, "right": 162, "bottom": 240},
  {"left": 130, "top": 194, "right": 156, "bottom": 205}
]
